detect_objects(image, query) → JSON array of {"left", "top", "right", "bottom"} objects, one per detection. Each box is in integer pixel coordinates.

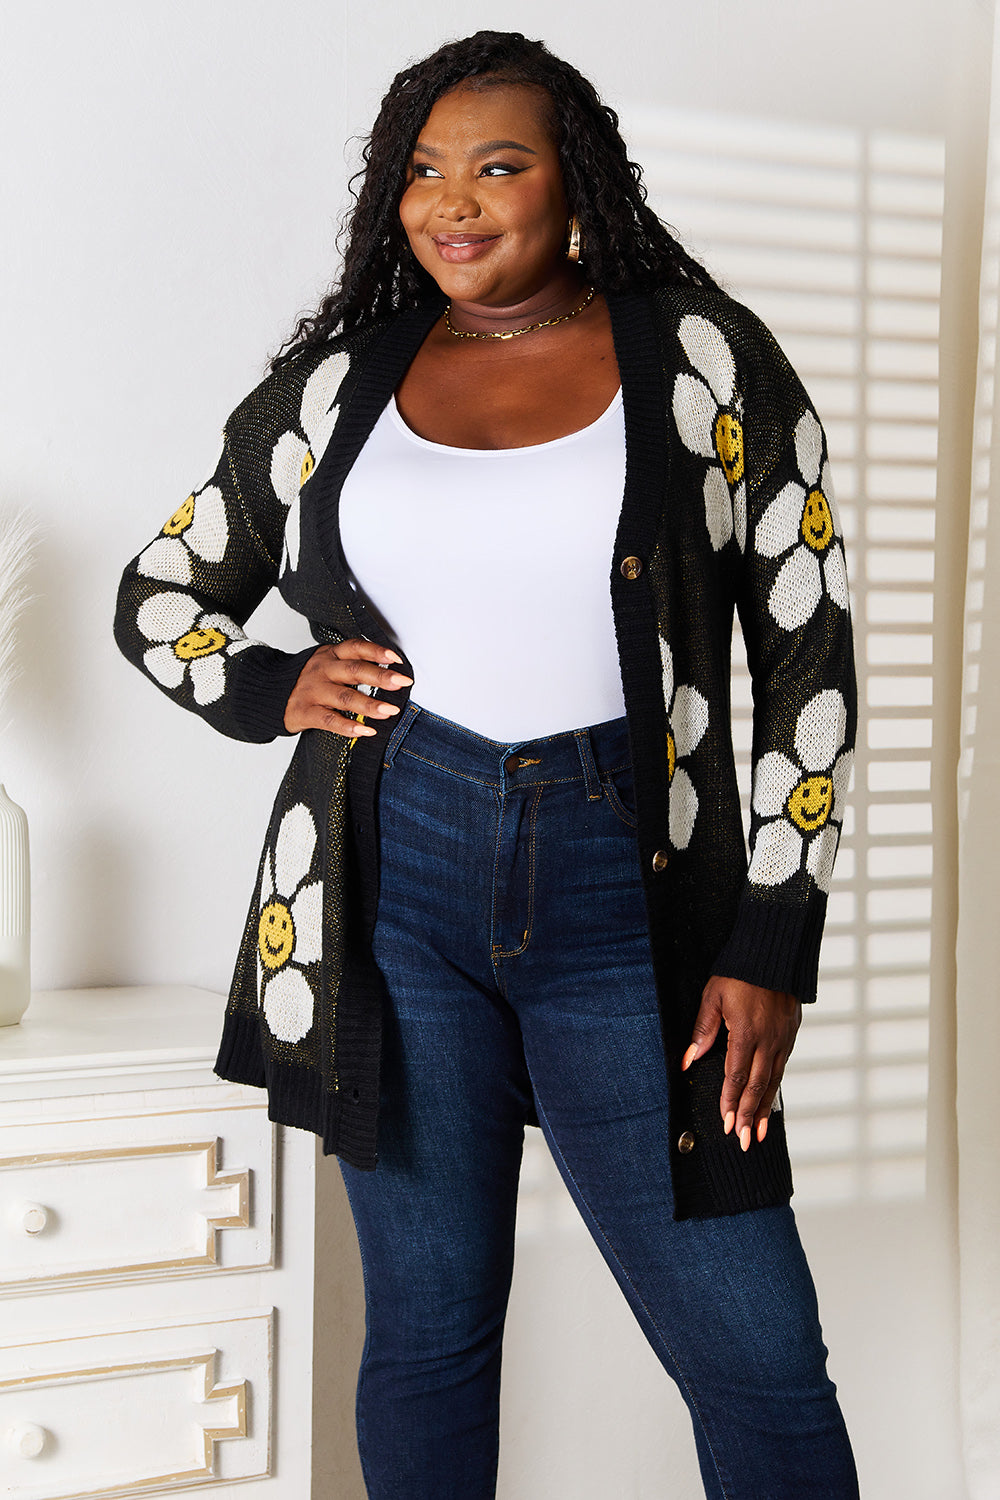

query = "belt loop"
[
  {"left": 575, "top": 728, "right": 603, "bottom": 801},
  {"left": 383, "top": 700, "right": 420, "bottom": 768}
]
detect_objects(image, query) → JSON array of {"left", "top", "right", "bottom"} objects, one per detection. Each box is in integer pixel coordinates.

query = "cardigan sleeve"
[
  {"left": 113, "top": 350, "right": 352, "bottom": 743},
  {"left": 710, "top": 317, "right": 858, "bottom": 1004},
  {"left": 113, "top": 431, "right": 317, "bottom": 743}
]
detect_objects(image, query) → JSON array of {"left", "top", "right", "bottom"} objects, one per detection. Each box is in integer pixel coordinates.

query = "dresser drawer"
[
  {"left": 0, "top": 1106, "right": 273, "bottom": 1293},
  {"left": 0, "top": 1311, "right": 271, "bottom": 1497}
]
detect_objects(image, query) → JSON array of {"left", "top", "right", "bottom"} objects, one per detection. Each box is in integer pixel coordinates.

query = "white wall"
[{"left": 2, "top": 2, "right": 988, "bottom": 1495}]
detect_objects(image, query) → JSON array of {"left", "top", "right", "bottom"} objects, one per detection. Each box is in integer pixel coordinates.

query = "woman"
[{"left": 115, "top": 30, "right": 859, "bottom": 1499}]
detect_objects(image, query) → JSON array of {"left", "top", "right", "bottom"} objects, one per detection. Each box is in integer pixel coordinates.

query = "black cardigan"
[{"left": 115, "top": 285, "right": 856, "bottom": 1219}]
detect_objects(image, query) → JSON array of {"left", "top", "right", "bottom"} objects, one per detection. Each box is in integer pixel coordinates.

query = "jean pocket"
[{"left": 601, "top": 766, "right": 637, "bottom": 829}]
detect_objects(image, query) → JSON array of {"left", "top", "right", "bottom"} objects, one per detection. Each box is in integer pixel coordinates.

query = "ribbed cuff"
[
  {"left": 710, "top": 889, "right": 827, "bottom": 1004},
  {"left": 214, "top": 1008, "right": 266, "bottom": 1086},
  {"left": 227, "top": 644, "right": 319, "bottom": 743}
]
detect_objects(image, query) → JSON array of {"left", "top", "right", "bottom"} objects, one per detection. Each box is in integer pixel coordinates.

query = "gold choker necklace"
[{"left": 444, "top": 286, "right": 595, "bottom": 341}]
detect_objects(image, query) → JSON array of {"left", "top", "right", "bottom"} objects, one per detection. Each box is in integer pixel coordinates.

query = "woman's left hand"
[{"left": 681, "top": 977, "right": 801, "bottom": 1151}]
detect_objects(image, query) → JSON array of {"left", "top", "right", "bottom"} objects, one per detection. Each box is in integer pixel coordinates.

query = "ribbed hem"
[
  {"left": 711, "top": 890, "right": 827, "bottom": 1005},
  {"left": 673, "top": 1048, "right": 794, "bottom": 1217},
  {"left": 214, "top": 1009, "right": 266, "bottom": 1086},
  {"left": 214, "top": 1009, "right": 378, "bottom": 1170},
  {"left": 227, "top": 644, "right": 319, "bottom": 743},
  {"left": 326, "top": 940, "right": 385, "bottom": 1168}
]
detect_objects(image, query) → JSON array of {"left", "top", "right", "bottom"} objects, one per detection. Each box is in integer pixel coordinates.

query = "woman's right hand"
[{"left": 283, "top": 639, "right": 412, "bottom": 736}]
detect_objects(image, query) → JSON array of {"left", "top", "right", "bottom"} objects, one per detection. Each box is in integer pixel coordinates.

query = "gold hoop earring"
[{"left": 566, "top": 215, "right": 582, "bottom": 263}]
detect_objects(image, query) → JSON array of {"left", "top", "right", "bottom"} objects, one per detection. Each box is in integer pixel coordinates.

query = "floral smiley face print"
[
  {"left": 174, "top": 626, "right": 227, "bottom": 660},
  {"left": 748, "top": 688, "right": 853, "bottom": 893},
  {"left": 259, "top": 900, "right": 296, "bottom": 969},
  {"left": 786, "top": 774, "right": 833, "bottom": 833},
  {"left": 714, "top": 412, "right": 744, "bottom": 489},
  {"left": 270, "top": 350, "right": 351, "bottom": 576},
  {"left": 136, "top": 590, "right": 254, "bottom": 705},
  {"left": 754, "top": 410, "right": 849, "bottom": 632},
  {"left": 801, "top": 489, "right": 834, "bottom": 553},
  {"left": 138, "top": 480, "right": 229, "bottom": 587},
  {"left": 163, "top": 494, "right": 196, "bottom": 536},
  {"left": 659, "top": 638, "right": 709, "bottom": 849},
  {"left": 256, "top": 803, "right": 323, "bottom": 1044},
  {"left": 672, "top": 314, "right": 747, "bottom": 553}
]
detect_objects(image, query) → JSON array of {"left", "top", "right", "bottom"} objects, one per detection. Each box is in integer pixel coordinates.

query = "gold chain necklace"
[{"left": 444, "top": 286, "right": 595, "bottom": 341}]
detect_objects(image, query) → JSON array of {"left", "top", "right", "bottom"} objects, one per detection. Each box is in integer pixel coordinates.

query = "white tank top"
[{"left": 338, "top": 389, "right": 627, "bottom": 743}]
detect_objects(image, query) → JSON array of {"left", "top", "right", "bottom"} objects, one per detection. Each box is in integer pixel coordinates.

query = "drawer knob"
[
  {"left": 5, "top": 1422, "right": 47, "bottom": 1458},
  {"left": 17, "top": 1202, "right": 50, "bottom": 1235}
]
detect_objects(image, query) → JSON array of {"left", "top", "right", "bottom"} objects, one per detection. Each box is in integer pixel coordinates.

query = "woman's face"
[{"left": 398, "top": 81, "right": 571, "bottom": 309}]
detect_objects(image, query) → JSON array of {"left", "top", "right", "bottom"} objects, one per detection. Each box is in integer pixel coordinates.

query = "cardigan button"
[
  {"left": 651, "top": 849, "right": 669, "bottom": 873},
  {"left": 677, "top": 1131, "right": 696, "bottom": 1154},
  {"left": 620, "top": 555, "right": 643, "bottom": 580}
]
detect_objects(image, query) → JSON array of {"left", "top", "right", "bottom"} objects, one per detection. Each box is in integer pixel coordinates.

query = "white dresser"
[{"left": 0, "top": 986, "right": 346, "bottom": 1499}]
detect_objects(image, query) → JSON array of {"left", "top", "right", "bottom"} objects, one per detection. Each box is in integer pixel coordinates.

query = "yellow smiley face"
[
  {"left": 300, "top": 449, "right": 315, "bottom": 486},
  {"left": 667, "top": 729, "right": 677, "bottom": 783},
  {"left": 801, "top": 489, "right": 834, "bottom": 552},
  {"left": 713, "top": 413, "right": 744, "bottom": 487},
  {"left": 786, "top": 775, "right": 833, "bottom": 833},
  {"left": 163, "top": 494, "right": 195, "bottom": 536},
  {"left": 174, "top": 627, "right": 227, "bottom": 660},
  {"left": 258, "top": 900, "right": 295, "bottom": 970}
]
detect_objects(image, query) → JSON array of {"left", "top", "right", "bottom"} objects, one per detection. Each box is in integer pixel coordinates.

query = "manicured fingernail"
[
  {"left": 682, "top": 1044, "right": 699, "bottom": 1071},
  {"left": 377, "top": 704, "right": 400, "bottom": 716},
  {"left": 757, "top": 1118, "right": 768, "bottom": 1143},
  {"left": 390, "top": 674, "right": 413, "bottom": 686},
  {"left": 724, "top": 1111, "right": 735, "bottom": 1135},
  {"left": 384, "top": 650, "right": 403, "bottom": 662},
  {"left": 740, "top": 1126, "right": 751, "bottom": 1152}
]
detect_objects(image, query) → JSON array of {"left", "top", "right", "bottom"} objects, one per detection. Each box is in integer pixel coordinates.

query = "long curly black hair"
[{"left": 271, "top": 30, "right": 721, "bottom": 368}]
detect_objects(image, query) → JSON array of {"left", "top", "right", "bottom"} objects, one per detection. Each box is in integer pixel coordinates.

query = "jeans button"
[
  {"left": 504, "top": 754, "right": 521, "bottom": 773},
  {"left": 677, "top": 1131, "right": 696, "bottom": 1154},
  {"left": 652, "top": 849, "right": 669, "bottom": 873}
]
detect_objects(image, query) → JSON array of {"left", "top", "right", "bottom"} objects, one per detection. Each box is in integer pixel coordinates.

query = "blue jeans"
[{"left": 339, "top": 704, "right": 858, "bottom": 1500}]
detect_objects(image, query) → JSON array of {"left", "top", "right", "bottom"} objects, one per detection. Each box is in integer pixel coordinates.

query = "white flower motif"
[
  {"left": 271, "top": 351, "right": 351, "bottom": 574},
  {"left": 754, "top": 409, "right": 849, "bottom": 632},
  {"left": 748, "top": 689, "right": 853, "bottom": 894},
  {"left": 136, "top": 590, "right": 254, "bottom": 706},
  {"left": 137, "top": 478, "right": 229, "bottom": 586},
  {"left": 256, "top": 803, "right": 321, "bottom": 1043},
  {"left": 672, "top": 315, "right": 746, "bottom": 552},
  {"left": 660, "top": 638, "right": 709, "bottom": 849}
]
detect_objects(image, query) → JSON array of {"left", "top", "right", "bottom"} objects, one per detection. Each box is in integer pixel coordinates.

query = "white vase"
[{"left": 0, "top": 783, "right": 30, "bottom": 1026}]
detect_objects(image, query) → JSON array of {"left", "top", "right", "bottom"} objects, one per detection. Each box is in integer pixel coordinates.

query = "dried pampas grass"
[{"left": 0, "top": 507, "right": 40, "bottom": 722}]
